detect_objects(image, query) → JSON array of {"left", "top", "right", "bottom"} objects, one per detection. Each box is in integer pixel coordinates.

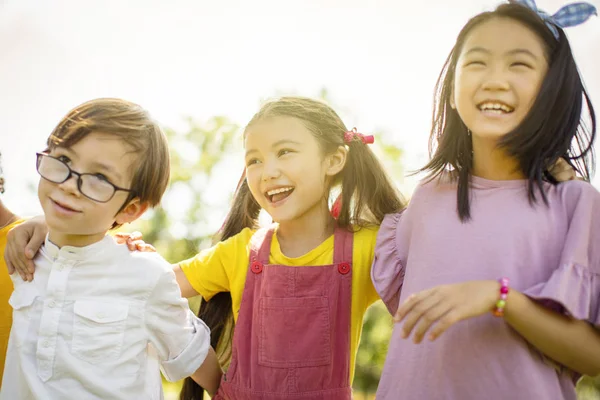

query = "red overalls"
[{"left": 214, "top": 226, "right": 354, "bottom": 399}]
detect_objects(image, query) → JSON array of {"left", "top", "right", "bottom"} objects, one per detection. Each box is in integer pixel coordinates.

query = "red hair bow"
[{"left": 344, "top": 128, "right": 374, "bottom": 145}]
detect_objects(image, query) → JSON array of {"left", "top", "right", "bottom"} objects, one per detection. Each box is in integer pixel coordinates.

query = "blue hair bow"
[{"left": 510, "top": 0, "right": 597, "bottom": 39}]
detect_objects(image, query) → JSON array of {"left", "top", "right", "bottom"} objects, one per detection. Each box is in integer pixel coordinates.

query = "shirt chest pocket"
[
  {"left": 8, "top": 285, "right": 40, "bottom": 348},
  {"left": 71, "top": 300, "right": 128, "bottom": 363}
]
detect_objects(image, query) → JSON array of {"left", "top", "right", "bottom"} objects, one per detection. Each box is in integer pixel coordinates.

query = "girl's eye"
[
  {"left": 511, "top": 62, "right": 532, "bottom": 69},
  {"left": 278, "top": 149, "right": 293, "bottom": 157},
  {"left": 246, "top": 158, "right": 260, "bottom": 167},
  {"left": 57, "top": 155, "right": 71, "bottom": 164},
  {"left": 465, "top": 60, "right": 485, "bottom": 67}
]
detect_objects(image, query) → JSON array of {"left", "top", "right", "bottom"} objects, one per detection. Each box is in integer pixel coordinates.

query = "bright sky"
[{"left": 1, "top": 0, "right": 598, "bottom": 229}]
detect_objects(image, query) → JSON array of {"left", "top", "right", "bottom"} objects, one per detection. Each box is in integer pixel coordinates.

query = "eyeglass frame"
[{"left": 36, "top": 152, "right": 135, "bottom": 203}]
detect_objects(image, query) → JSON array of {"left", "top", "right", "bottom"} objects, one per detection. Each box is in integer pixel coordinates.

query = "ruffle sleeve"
[
  {"left": 371, "top": 212, "right": 405, "bottom": 315},
  {"left": 524, "top": 182, "right": 600, "bottom": 326},
  {"left": 524, "top": 262, "right": 600, "bottom": 326}
]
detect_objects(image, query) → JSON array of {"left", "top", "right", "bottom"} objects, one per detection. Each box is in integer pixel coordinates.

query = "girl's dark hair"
[
  {"left": 421, "top": 3, "right": 596, "bottom": 221},
  {"left": 180, "top": 96, "right": 404, "bottom": 399}
]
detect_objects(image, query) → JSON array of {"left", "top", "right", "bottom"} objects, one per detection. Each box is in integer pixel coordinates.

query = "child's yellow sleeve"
[{"left": 178, "top": 228, "right": 254, "bottom": 301}]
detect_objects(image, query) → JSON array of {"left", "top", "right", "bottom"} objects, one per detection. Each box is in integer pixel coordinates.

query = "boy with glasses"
[{"left": 0, "top": 99, "right": 221, "bottom": 399}]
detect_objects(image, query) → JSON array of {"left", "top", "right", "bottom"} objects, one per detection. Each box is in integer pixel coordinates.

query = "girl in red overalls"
[{"left": 176, "top": 96, "right": 405, "bottom": 399}]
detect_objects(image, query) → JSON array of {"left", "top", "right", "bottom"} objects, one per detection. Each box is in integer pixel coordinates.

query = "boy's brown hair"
[{"left": 47, "top": 98, "right": 170, "bottom": 208}]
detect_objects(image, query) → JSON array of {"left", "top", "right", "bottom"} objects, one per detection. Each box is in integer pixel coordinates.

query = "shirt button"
[
  {"left": 48, "top": 301, "right": 56, "bottom": 308},
  {"left": 43, "top": 341, "right": 50, "bottom": 348},
  {"left": 96, "top": 312, "right": 106, "bottom": 319}
]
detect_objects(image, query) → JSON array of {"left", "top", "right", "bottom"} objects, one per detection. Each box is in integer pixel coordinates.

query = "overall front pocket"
[
  {"left": 258, "top": 296, "right": 331, "bottom": 368},
  {"left": 71, "top": 300, "right": 128, "bottom": 363}
]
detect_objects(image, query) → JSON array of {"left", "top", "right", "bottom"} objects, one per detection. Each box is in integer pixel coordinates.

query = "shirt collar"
[{"left": 43, "top": 234, "right": 114, "bottom": 262}]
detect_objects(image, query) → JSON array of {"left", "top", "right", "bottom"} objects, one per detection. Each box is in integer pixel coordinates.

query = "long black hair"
[{"left": 421, "top": 3, "right": 596, "bottom": 221}]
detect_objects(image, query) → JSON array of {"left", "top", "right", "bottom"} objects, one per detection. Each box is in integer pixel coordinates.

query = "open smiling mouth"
[
  {"left": 265, "top": 187, "right": 294, "bottom": 203},
  {"left": 477, "top": 101, "right": 514, "bottom": 115}
]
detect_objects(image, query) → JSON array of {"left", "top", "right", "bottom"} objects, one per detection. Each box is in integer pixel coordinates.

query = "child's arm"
[
  {"left": 503, "top": 290, "right": 600, "bottom": 377},
  {"left": 145, "top": 265, "right": 222, "bottom": 393},
  {"left": 188, "top": 347, "right": 222, "bottom": 395},
  {"left": 4, "top": 215, "right": 47, "bottom": 281},
  {"left": 173, "top": 263, "right": 201, "bottom": 298},
  {"left": 395, "top": 280, "right": 600, "bottom": 376}
]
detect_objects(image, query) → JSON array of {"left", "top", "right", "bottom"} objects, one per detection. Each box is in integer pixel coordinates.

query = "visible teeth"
[
  {"left": 479, "top": 102, "right": 513, "bottom": 113},
  {"left": 267, "top": 187, "right": 293, "bottom": 196}
]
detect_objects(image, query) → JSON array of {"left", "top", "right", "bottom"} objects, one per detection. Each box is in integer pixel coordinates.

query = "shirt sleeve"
[
  {"left": 179, "top": 228, "right": 254, "bottom": 301},
  {"left": 371, "top": 212, "right": 406, "bottom": 315},
  {"left": 523, "top": 182, "right": 600, "bottom": 326},
  {"left": 144, "top": 266, "right": 211, "bottom": 382}
]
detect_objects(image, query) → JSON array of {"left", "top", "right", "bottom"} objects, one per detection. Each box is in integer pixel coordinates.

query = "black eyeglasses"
[{"left": 36, "top": 152, "right": 134, "bottom": 203}]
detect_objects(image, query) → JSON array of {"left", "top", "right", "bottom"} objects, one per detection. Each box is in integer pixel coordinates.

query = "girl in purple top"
[{"left": 372, "top": 1, "right": 600, "bottom": 399}]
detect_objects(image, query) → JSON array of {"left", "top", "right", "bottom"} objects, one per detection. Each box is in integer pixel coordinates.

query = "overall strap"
[{"left": 333, "top": 226, "right": 354, "bottom": 274}]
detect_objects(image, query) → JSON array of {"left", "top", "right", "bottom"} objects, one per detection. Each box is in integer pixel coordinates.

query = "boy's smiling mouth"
[{"left": 50, "top": 198, "right": 82, "bottom": 213}]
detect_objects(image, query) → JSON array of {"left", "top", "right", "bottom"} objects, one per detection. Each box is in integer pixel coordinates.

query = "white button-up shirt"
[{"left": 1, "top": 235, "right": 210, "bottom": 400}]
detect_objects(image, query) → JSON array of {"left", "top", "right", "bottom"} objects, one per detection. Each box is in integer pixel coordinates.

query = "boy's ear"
[
  {"left": 325, "top": 145, "right": 348, "bottom": 177},
  {"left": 115, "top": 198, "right": 149, "bottom": 225}
]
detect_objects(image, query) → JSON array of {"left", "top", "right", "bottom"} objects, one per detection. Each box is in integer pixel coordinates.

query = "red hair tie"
[
  {"left": 331, "top": 194, "right": 342, "bottom": 219},
  {"left": 344, "top": 127, "right": 374, "bottom": 145}
]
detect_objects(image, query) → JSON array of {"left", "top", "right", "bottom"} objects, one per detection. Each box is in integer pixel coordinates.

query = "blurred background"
[{"left": 0, "top": 0, "right": 598, "bottom": 398}]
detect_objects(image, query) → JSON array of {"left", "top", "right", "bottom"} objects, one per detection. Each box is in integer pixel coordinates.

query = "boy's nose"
[{"left": 58, "top": 175, "right": 82, "bottom": 197}]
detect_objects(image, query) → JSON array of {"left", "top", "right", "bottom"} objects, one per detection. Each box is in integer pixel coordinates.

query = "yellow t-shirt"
[
  {"left": 180, "top": 225, "right": 380, "bottom": 384},
  {"left": 0, "top": 219, "right": 24, "bottom": 387}
]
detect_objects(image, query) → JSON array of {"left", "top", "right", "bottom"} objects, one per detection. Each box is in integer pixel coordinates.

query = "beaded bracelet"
[{"left": 492, "top": 277, "right": 509, "bottom": 317}]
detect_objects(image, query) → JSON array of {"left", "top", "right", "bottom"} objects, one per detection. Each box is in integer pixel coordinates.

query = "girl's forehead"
[
  {"left": 244, "top": 117, "right": 313, "bottom": 146},
  {"left": 461, "top": 17, "right": 545, "bottom": 55}
]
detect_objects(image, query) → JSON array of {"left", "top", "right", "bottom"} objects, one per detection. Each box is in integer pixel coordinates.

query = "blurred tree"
[{"left": 130, "top": 115, "right": 241, "bottom": 266}]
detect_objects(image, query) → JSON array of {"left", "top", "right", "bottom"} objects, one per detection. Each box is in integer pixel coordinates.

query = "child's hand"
[
  {"left": 549, "top": 158, "right": 579, "bottom": 182},
  {"left": 394, "top": 280, "right": 500, "bottom": 343},
  {"left": 114, "top": 231, "right": 156, "bottom": 252},
  {"left": 5, "top": 216, "right": 48, "bottom": 282}
]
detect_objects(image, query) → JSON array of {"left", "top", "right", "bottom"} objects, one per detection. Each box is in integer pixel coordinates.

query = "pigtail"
[
  {"left": 179, "top": 174, "right": 260, "bottom": 400},
  {"left": 336, "top": 139, "right": 405, "bottom": 228}
]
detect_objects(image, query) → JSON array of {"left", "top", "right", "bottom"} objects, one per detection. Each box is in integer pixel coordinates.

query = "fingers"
[
  {"left": 411, "top": 301, "right": 454, "bottom": 343},
  {"left": 113, "top": 232, "right": 154, "bottom": 252},
  {"left": 26, "top": 226, "right": 47, "bottom": 274},
  {"left": 131, "top": 240, "right": 156, "bottom": 252},
  {"left": 396, "top": 292, "right": 442, "bottom": 340},
  {"left": 428, "top": 310, "right": 463, "bottom": 341},
  {"left": 7, "top": 260, "right": 15, "bottom": 275},
  {"left": 113, "top": 233, "right": 130, "bottom": 244},
  {"left": 394, "top": 287, "right": 435, "bottom": 323},
  {"left": 5, "top": 231, "right": 33, "bottom": 282},
  {"left": 549, "top": 158, "right": 576, "bottom": 182},
  {"left": 113, "top": 231, "right": 145, "bottom": 251}
]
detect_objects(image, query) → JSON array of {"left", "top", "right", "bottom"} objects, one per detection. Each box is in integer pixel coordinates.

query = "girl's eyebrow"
[
  {"left": 271, "top": 139, "right": 302, "bottom": 148},
  {"left": 505, "top": 48, "right": 539, "bottom": 61},
  {"left": 245, "top": 140, "right": 302, "bottom": 158}
]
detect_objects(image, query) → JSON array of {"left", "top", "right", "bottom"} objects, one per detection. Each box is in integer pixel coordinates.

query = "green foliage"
[
  {"left": 129, "top": 116, "right": 241, "bottom": 264},
  {"left": 353, "top": 301, "right": 393, "bottom": 394}
]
